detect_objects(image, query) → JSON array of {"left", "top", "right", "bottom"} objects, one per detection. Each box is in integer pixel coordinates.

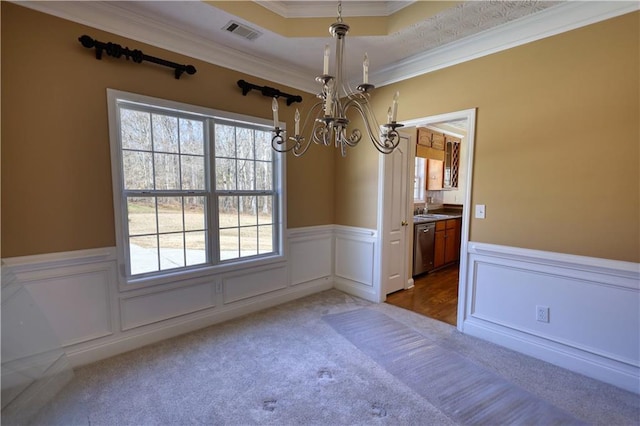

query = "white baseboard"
[
  {"left": 334, "top": 277, "right": 377, "bottom": 302},
  {"left": 463, "top": 318, "right": 640, "bottom": 394}
]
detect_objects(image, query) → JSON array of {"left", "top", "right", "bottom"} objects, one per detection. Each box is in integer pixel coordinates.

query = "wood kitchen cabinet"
[
  {"left": 417, "top": 127, "right": 432, "bottom": 147},
  {"left": 431, "top": 132, "right": 445, "bottom": 150},
  {"left": 434, "top": 218, "right": 461, "bottom": 269},
  {"left": 426, "top": 159, "right": 443, "bottom": 190},
  {"left": 417, "top": 127, "right": 445, "bottom": 150}
]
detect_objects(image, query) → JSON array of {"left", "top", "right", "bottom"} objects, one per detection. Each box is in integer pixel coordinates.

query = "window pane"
[
  {"left": 181, "top": 155, "right": 205, "bottom": 190},
  {"left": 259, "top": 225, "right": 273, "bottom": 254},
  {"left": 255, "top": 161, "right": 272, "bottom": 190},
  {"left": 185, "top": 231, "right": 206, "bottom": 266},
  {"left": 157, "top": 197, "right": 183, "bottom": 233},
  {"left": 155, "top": 153, "right": 180, "bottom": 190},
  {"left": 240, "top": 226, "right": 258, "bottom": 257},
  {"left": 236, "top": 127, "right": 254, "bottom": 159},
  {"left": 218, "top": 196, "right": 238, "bottom": 228},
  {"left": 184, "top": 197, "right": 206, "bottom": 231},
  {"left": 120, "top": 109, "right": 151, "bottom": 151},
  {"left": 239, "top": 196, "right": 257, "bottom": 226},
  {"left": 237, "top": 160, "right": 254, "bottom": 190},
  {"left": 255, "top": 130, "right": 272, "bottom": 162},
  {"left": 257, "top": 196, "right": 273, "bottom": 225},
  {"left": 215, "top": 158, "right": 236, "bottom": 190},
  {"left": 180, "top": 119, "right": 204, "bottom": 155},
  {"left": 127, "top": 197, "right": 157, "bottom": 236},
  {"left": 159, "top": 233, "right": 185, "bottom": 270},
  {"left": 130, "top": 235, "right": 158, "bottom": 275},
  {"left": 123, "top": 151, "right": 153, "bottom": 190},
  {"left": 219, "top": 228, "right": 239, "bottom": 261},
  {"left": 152, "top": 114, "right": 179, "bottom": 153},
  {"left": 215, "top": 124, "right": 235, "bottom": 158}
]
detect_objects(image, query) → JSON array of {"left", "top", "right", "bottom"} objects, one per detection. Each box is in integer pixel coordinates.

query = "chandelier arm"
[
  {"left": 271, "top": 130, "right": 298, "bottom": 153},
  {"left": 346, "top": 100, "right": 401, "bottom": 154},
  {"left": 301, "top": 101, "right": 325, "bottom": 136},
  {"left": 291, "top": 138, "right": 311, "bottom": 157},
  {"left": 344, "top": 99, "right": 381, "bottom": 146},
  {"left": 312, "top": 119, "right": 334, "bottom": 147}
]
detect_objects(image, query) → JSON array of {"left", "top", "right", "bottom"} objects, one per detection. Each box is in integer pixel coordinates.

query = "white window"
[
  {"left": 108, "top": 90, "right": 283, "bottom": 286},
  {"left": 414, "top": 157, "right": 426, "bottom": 202}
]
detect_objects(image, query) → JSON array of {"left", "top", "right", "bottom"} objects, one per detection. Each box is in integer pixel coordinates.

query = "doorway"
[
  {"left": 386, "top": 264, "right": 459, "bottom": 325},
  {"left": 379, "top": 109, "right": 477, "bottom": 331}
]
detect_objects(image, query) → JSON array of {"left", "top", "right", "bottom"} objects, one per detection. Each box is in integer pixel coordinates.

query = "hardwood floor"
[{"left": 385, "top": 264, "right": 459, "bottom": 326}]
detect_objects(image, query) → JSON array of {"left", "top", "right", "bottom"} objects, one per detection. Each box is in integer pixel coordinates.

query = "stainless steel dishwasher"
[{"left": 413, "top": 222, "right": 435, "bottom": 276}]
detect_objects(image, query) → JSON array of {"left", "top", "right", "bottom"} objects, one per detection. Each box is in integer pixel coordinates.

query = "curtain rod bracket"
[{"left": 237, "top": 80, "right": 302, "bottom": 106}]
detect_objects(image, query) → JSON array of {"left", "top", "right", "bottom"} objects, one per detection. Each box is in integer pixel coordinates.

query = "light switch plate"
[{"left": 475, "top": 204, "right": 486, "bottom": 219}]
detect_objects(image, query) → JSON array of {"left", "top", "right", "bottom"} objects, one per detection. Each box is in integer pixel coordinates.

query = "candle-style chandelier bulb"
[{"left": 270, "top": 1, "right": 403, "bottom": 157}]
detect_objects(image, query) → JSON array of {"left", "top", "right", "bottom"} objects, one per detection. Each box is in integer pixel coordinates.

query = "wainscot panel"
[
  {"left": 120, "top": 280, "right": 215, "bottom": 331},
  {"left": 288, "top": 226, "right": 333, "bottom": 286},
  {"left": 3, "top": 248, "right": 117, "bottom": 347},
  {"left": 462, "top": 242, "right": 640, "bottom": 394},
  {"left": 333, "top": 226, "right": 378, "bottom": 302},
  {"left": 222, "top": 264, "right": 288, "bottom": 304}
]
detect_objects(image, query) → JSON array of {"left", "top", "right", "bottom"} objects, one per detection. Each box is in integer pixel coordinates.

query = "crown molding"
[
  {"left": 13, "top": 1, "right": 640, "bottom": 93},
  {"left": 372, "top": 1, "right": 640, "bottom": 87},
  {"left": 255, "top": 1, "right": 413, "bottom": 18}
]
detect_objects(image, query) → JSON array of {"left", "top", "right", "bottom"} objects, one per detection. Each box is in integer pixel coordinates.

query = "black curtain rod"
[
  {"left": 78, "top": 35, "right": 196, "bottom": 80},
  {"left": 237, "top": 80, "right": 302, "bottom": 106}
]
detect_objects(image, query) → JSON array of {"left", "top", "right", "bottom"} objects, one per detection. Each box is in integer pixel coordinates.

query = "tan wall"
[
  {"left": 336, "top": 12, "right": 640, "bottom": 263},
  {"left": 1, "top": 3, "right": 334, "bottom": 258}
]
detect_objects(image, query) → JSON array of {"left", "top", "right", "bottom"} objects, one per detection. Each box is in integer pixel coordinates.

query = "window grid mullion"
[
  {"left": 154, "top": 197, "right": 161, "bottom": 272},
  {"left": 150, "top": 113, "right": 157, "bottom": 191},
  {"left": 208, "top": 119, "right": 218, "bottom": 263}
]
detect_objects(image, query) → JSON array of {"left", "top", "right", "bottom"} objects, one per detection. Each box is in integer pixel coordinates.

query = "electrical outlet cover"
[{"left": 536, "top": 305, "right": 549, "bottom": 323}]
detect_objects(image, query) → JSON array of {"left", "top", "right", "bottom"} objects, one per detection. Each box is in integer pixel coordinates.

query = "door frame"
[{"left": 378, "top": 108, "right": 477, "bottom": 332}]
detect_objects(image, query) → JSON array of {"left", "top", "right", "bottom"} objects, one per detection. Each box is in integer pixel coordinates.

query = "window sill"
[{"left": 118, "top": 253, "right": 287, "bottom": 293}]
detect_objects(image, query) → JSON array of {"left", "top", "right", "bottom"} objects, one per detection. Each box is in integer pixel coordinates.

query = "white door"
[{"left": 379, "top": 132, "right": 410, "bottom": 296}]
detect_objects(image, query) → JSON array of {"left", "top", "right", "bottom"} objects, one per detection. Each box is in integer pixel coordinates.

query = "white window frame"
[{"left": 107, "top": 89, "right": 286, "bottom": 290}]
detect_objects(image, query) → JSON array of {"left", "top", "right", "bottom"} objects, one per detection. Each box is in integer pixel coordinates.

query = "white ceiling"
[{"left": 16, "top": 1, "right": 639, "bottom": 94}]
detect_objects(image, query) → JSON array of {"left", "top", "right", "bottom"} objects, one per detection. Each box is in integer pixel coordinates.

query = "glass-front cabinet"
[{"left": 443, "top": 136, "right": 460, "bottom": 189}]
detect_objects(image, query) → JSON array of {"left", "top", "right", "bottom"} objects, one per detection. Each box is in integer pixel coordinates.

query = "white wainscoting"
[
  {"left": 1, "top": 226, "right": 334, "bottom": 369},
  {"left": 4, "top": 248, "right": 118, "bottom": 348},
  {"left": 5, "top": 231, "right": 636, "bottom": 395},
  {"left": 333, "top": 225, "right": 379, "bottom": 302},
  {"left": 462, "top": 242, "right": 640, "bottom": 393},
  {"left": 288, "top": 225, "right": 334, "bottom": 287}
]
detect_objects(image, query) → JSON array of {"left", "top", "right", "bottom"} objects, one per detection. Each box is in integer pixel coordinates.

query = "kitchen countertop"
[{"left": 413, "top": 211, "right": 462, "bottom": 224}]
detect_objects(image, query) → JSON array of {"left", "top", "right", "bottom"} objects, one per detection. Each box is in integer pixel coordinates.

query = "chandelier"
[{"left": 270, "top": 1, "right": 403, "bottom": 157}]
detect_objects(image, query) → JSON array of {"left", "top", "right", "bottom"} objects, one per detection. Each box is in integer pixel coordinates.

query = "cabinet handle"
[{"left": 401, "top": 221, "right": 408, "bottom": 226}]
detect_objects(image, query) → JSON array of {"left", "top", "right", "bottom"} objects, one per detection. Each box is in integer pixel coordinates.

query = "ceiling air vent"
[{"left": 223, "top": 21, "right": 262, "bottom": 41}]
